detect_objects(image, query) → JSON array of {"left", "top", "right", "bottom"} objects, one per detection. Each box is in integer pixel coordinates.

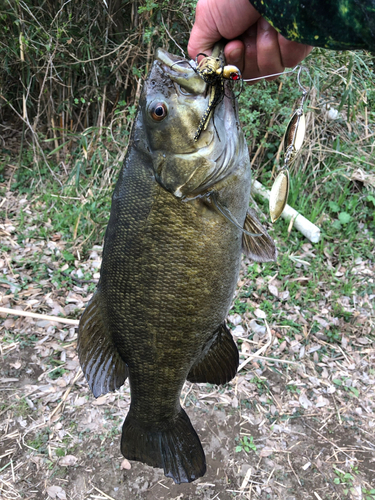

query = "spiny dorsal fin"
[
  {"left": 78, "top": 292, "right": 128, "bottom": 398},
  {"left": 242, "top": 208, "right": 278, "bottom": 262}
]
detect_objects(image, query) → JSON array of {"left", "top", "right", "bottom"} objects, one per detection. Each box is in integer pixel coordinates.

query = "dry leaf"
[
  {"left": 249, "top": 319, "right": 266, "bottom": 335},
  {"left": 3, "top": 318, "right": 15, "bottom": 328},
  {"left": 232, "top": 325, "right": 245, "bottom": 337},
  {"left": 299, "top": 393, "right": 312, "bottom": 409},
  {"left": 59, "top": 455, "right": 77, "bottom": 467},
  {"left": 279, "top": 290, "right": 290, "bottom": 301},
  {"left": 259, "top": 447, "right": 273, "bottom": 457},
  {"left": 228, "top": 313, "right": 242, "bottom": 325},
  {"left": 268, "top": 284, "right": 279, "bottom": 298},
  {"left": 93, "top": 394, "right": 116, "bottom": 405},
  {"left": 47, "top": 485, "right": 67, "bottom": 499},
  {"left": 315, "top": 396, "right": 329, "bottom": 407},
  {"left": 254, "top": 308, "right": 266, "bottom": 319},
  {"left": 121, "top": 458, "right": 131, "bottom": 470},
  {"left": 357, "top": 337, "right": 370, "bottom": 345}
]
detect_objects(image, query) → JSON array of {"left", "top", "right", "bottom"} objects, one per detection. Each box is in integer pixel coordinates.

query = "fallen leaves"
[
  {"left": 59, "top": 454, "right": 78, "bottom": 467},
  {"left": 47, "top": 485, "right": 67, "bottom": 499}
]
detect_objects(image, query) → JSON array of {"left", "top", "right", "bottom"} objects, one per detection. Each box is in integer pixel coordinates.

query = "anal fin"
[
  {"left": 187, "top": 322, "right": 239, "bottom": 385},
  {"left": 78, "top": 291, "right": 128, "bottom": 398},
  {"left": 242, "top": 208, "right": 277, "bottom": 262}
]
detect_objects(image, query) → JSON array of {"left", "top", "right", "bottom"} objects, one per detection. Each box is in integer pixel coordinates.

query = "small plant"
[
  {"left": 250, "top": 376, "right": 270, "bottom": 395},
  {"left": 363, "top": 488, "right": 375, "bottom": 500},
  {"left": 235, "top": 435, "right": 257, "bottom": 453},
  {"left": 286, "top": 384, "right": 300, "bottom": 394},
  {"left": 333, "top": 468, "right": 356, "bottom": 496},
  {"left": 332, "top": 378, "right": 360, "bottom": 397}
]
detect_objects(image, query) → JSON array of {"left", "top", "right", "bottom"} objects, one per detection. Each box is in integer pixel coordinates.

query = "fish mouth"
[
  {"left": 152, "top": 48, "right": 242, "bottom": 194},
  {"left": 155, "top": 47, "right": 239, "bottom": 149},
  {"left": 156, "top": 48, "right": 207, "bottom": 95}
]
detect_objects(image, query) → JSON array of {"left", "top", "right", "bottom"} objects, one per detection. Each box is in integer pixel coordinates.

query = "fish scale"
[{"left": 77, "top": 47, "right": 277, "bottom": 484}]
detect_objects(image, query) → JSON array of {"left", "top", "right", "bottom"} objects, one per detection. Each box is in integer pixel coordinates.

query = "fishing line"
[
  {"left": 161, "top": 17, "right": 186, "bottom": 59},
  {"left": 210, "top": 193, "right": 263, "bottom": 237},
  {"left": 243, "top": 65, "right": 300, "bottom": 83}
]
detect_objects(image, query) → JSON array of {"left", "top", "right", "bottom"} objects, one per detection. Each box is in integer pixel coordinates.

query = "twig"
[
  {"left": 288, "top": 453, "right": 302, "bottom": 487},
  {"left": 303, "top": 421, "right": 352, "bottom": 459},
  {"left": 238, "top": 320, "right": 302, "bottom": 370},
  {"left": 238, "top": 320, "right": 272, "bottom": 371},
  {"left": 49, "top": 369, "right": 83, "bottom": 420},
  {"left": 0, "top": 306, "right": 79, "bottom": 326},
  {"left": 66, "top": 34, "right": 136, "bottom": 64},
  {"left": 0, "top": 94, "right": 62, "bottom": 185},
  {"left": 240, "top": 467, "right": 252, "bottom": 490},
  {"left": 239, "top": 355, "right": 300, "bottom": 368},
  {"left": 91, "top": 485, "right": 116, "bottom": 500}
]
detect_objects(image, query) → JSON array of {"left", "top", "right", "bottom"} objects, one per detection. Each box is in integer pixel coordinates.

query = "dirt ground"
[{"left": 1, "top": 207, "right": 375, "bottom": 500}]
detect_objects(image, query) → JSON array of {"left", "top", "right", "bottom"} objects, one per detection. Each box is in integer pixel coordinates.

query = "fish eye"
[{"left": 149, "top": 102, "right": 168, "bottom": 121}]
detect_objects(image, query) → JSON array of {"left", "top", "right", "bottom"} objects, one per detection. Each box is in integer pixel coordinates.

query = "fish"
[{"left": 77, "top": 46, "right": 277, "bottom": 484}]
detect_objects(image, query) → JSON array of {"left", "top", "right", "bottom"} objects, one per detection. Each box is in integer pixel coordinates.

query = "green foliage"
[
  {"left": 363, "top": 489, "right": 375, "bottom": 500},
  {"left": 27, "top": 429, "right": 51, "bottom": 454},
  {"left": 235, "top": 435, "right": 257, "bottom": 453}
]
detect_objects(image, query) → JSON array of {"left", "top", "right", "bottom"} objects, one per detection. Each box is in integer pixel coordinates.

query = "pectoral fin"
[
  {"left": 242, "top": 208, "right": 277, "bottom": 262},
  {"left": 187, "top": 323, "right": 239, "bottom": 385},
  {"left": 78, "top": 291, "right": 128, "bottom": 397}
]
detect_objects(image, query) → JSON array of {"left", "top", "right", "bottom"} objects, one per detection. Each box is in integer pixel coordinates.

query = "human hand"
[{"left": 188, "top": 0, "right": 313, "bottom": 82}]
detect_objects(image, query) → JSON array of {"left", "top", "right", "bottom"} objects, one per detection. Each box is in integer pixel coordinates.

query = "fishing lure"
[
  {"left": 170, "top": 53, "right": 242, "bottom": 141},
  {"left": 193, "top": 54, "right": 242, "bottom": 141},
  {"left": 269, "top": 66, "right": 310, "bottom": 223}
]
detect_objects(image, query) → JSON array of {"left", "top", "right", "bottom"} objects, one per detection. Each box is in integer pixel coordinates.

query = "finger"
[
  {"left": 278, "top": 34, "right": 313, "bottom": 67},
  {"left": 188, "top": 0, "right": 218, "bottom": 58},
  {"left": 240, "top": 24, "right": 260, "bottom": 82},
  {"left": 255, "top": 17, "right": 284, "bottom": 79},
  {"left": 224, "top": 40, "right": 245, "bottom": 73},
  {"left": 188, "top": 0, "right": 260, "bottom": 59}
]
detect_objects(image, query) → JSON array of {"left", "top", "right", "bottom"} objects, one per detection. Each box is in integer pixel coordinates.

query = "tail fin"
[{"left": 121, "top": 408, "right": 206, "bottom": 483}]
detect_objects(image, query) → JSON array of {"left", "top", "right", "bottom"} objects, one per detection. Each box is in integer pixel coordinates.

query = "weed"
[
  {"left": 286, "top": 384, "right": 301, "bottom": 394},
  {"left": 235, "top": 435, "right": 257, "bottom": 453},
  {"left": 250, "top": 376, "right": 270, "bottom": 395},
  {"left": 363, "top": 489, "right": 375, "bottom": 500},
  {"left": 49, "top": 368, "right": 68, "bottom": 380},
  {"left": 27, "top": 429, "right": 51, "bottom": 454},
  {"left": 14, "top": 398, "right": 31, "bottom": 418},
  {"left": 332, "top": 378, "right": 360, "bottom": 397}
]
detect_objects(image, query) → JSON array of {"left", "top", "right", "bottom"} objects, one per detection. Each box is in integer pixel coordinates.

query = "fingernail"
[{"left": 229, "top": 48, "right": 242, "bottom": 64}]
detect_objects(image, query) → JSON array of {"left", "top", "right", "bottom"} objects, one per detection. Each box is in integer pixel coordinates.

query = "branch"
[{"left": 0, "top": 307, "right": 79, "bottom": 326}]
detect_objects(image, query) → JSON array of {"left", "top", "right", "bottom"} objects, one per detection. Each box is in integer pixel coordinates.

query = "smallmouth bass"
[{"left": 78, "top": 47, "right": 276, "bottom": 484}]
